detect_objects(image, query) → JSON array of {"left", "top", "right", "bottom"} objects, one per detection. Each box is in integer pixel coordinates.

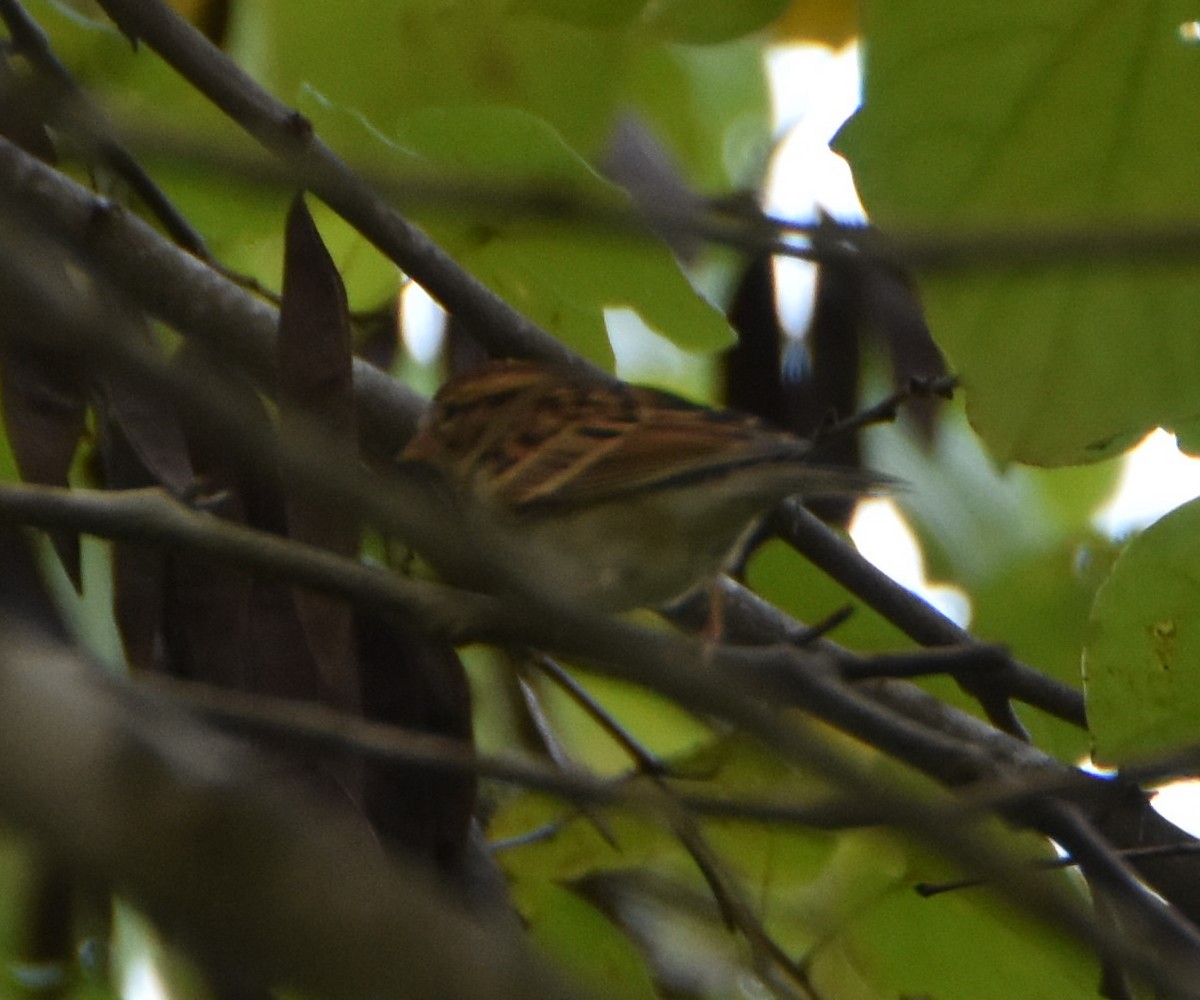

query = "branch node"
[
  {"left": 283, "top": 110, "right": 314, "bottom": 147},
  {"left": 86, "top": 196, "right": 120, "bottom": 232}
]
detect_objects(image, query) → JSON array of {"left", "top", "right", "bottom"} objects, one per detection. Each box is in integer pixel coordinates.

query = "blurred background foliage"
[{"left": 3, "top": 0, "right": 1200, "bottom": 998}]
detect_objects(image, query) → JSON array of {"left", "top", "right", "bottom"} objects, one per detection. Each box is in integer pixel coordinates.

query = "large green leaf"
[
  {"left": 243, "top": 0, "right": 617, "bottom": 154},
  {"left": 858, "top": 868, "right": 1096, "bottom": 998},
  {"left": 299, "top": 101, "right": 737, "bottom": 363},
  {"left": 509, "top": 0, "right": 647, "bottom": 30},
  {"left": 971, "top": 540, "right": 1114, "bottom": 764},
  {"left": 247, "top": 0, "right": 771, "bottom": 180},
  {"left": 746, "top": 539, "right": 918, "bottom": 654},
  {"left": 525, "top": 885, "right": 660, "bottom": 1000},
  {"left": 866, "top": 406, "right": 1119, "bottom": 589},
  {"left": 1084, "top": 497, "right": 1200, "bottom": 763},
  {"left": 639, "top": 0, "right": 791, "bottom": 44},
  {"left": 839, "top": 2, "right": 1200, "bottom": 466},
  {"left": 522, "top": 667, "right": 713, "bottom": 775},
  {"left": 626, "top": 40, "right": 773, "bottom": 193}
]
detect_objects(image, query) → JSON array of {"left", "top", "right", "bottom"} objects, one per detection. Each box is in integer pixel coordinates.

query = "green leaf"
[
  {"left": 1172, "top": 415, "right": 1200, "bottom": 457},
  {"left": 508, "top": 0, "right": 647, "bottom": 30},
  {"left": 627, "top": 41, "right": 773, "bottom": 192},
  {"left": 250, "top": 0, "right": 771, "bottom": 182},
  {"left": 525, "top": 886, "right": 660, "bottom": 1000},
  {"left": 640, "top": 0, "right": 790, "bottom": 44},
  {"left": 858, "top": 870, "right": 1096, "bottom": 999},
  {"left": 868, "top": 407, "right": 1117, "bottom": 589},
  {"left": 746, "top": 539, "right": 916, "bottom": 653},
  {"left": 972, "top": 540, "right": 1115, "bottom": 764},
  {"left": 522, "top": 668, "right": 713, "bottom": 775},
  {"left": 867, "top": 396, "right": 1117, "bottom": 561},
  {"left": 1084, "top": 497, "right": 1200, "bottom": 763},
  {"left": 249, "top": 0, "right": 625, "bottom": 152},
  {"left": 300, "top": 100, "right": 736, "bottom": 363},
  {"left": 248, "top": 0, "right": 610, "bottom": 156},
  {"left": 839, "top": 2, "right": 1200, "bottom": 466},
  {"left": 490, "top": 796, "right": 669, "bottom": 887}
]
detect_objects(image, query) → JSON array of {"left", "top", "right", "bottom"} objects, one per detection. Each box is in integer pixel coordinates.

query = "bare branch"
[
  {"left": 144, "top": 672, "right": 897, "bottom": 831},
  {"left": 0, "top": 0, "right": 209, "bottom": 258},
  {"left": 0, "top": 620, "right": 589, "bottom": 1000},
  {"left": 95, "top": 120, "right": 1200, "bottom": 274},
  {"left": 773, "top": 500, "right": 1087, "bottom": 730},
  {"left": 0, "top": 133, "right": 423, "bottom": 457},
  {"left": 91, "top": 0, "right": 599, "bottom": 375}
]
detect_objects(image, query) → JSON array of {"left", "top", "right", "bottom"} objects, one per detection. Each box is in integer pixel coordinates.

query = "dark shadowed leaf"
[
  {"left": 0, "top": 344, "right": 86, "bottom": 590},
  {"left": 0, "top": 529, "right": 68, "bottom": 639},
  {"left": 155, "top": 347, "right": 260, "bottom": 690},
  {"left": 355, "top": 611, "right": 476, "bottom": 871},
  {"left": 723, "top": 254, "right": 786, "bottom": 425},
  {"left": 159, "top": 345, "right": 326, "bottom": 705},
  {"left": 279, "top": 196, "right": 357, "bottom": 456},
  {"left": 837, "top": 1, "right": 1200, "bottom": 466},
  {"left": 111, "top": 537, "right": 166, "bottom": 673},
  {"left": 17, "top": 859, "right": 77, "bottom": 982},
  {"left": 98, "top": 356, "right": 195, "bottom": 497},
  {"left": 355, "top": 302, "right": 401, "bottom": 375},
  {"left": 797, "top": 256, "right": 863, "bottom": 449},
  {"left": 102, "top": 413, "right": 173, "bottom": 672},
  {"left": 861, "top": 257, "right": 946, "bottom": 444},
  {"left": 98, "top": 332, "right": 195, "bottom": 671},
  {"left": 278, "top": 195, "right": 360, "bottom": 713},
  {"left": 724, "top": 250, "right": 863, "bottom": 524},
  {"left": 0, "top": 58, "right": 56, "bottom": 164},
  {"left": 571, "top": 869, "right": 737, "bottom": 997}
]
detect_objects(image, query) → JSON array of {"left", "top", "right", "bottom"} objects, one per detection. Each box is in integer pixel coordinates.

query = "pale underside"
[{"left": 401, "top": 360, "right": 876, "bottom": 611}]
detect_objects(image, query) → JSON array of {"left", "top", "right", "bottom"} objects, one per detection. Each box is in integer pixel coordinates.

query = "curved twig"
[{"left": 773, "top": 500, "right": 1087, "bottom": 731}]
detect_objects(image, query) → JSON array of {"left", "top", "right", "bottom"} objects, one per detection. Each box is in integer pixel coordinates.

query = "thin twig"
[
  {"left": 840, "top": 644, "right": 1013, "bottom": 682},
  {"left": 4, "top": 160, "right": 1200, "bottom": 992},
  {"left": 145, "top": 672, "right": 889, "bottom": 831},
  {"left": 916, "top": 843, "right": 1200, "bottom": 898},
  {"left": 0, "top": 482, "right": 1108, "bottom": 849},
  {"left": 106, "top": 120, "right": 1200, "bottom": 273},
  {"left": 130, "top": 674, "right": 1193, "bottom": 840},
  {"left": 0, "top": 621, "right": 587, "bottom": 1000},
  {"left": 0, "top": 0, "right": 211, "bottom": 257},
  {"left": 512, "top": 666, "right": 620, "bottom": 849},
  {"left": 0, "top": 482, "right": 1025, "bottom": 795},
  {"left": 92, "top": 0, "right": 599, "bottom": 377},
  {"left": 1032, "top": 800, "right": 1200, "bottom": 967},
  {"left": 0, "top": 481, "right": 478, "bottom": 638},
  {"left": 656, "top": 797, "right": 817, "bottom": 999},
  {"left": 774, "top": 500, "right": 1086, "bottom": 734},
  {"left": 0, "top": 134, "right": 424, "bottom": 458},
  {"left": 0, "top": 135, "right": 1113, "bottom": 739},
  {"left": 812, "top": 375, "right": 959, "bottom": 448},
  {"left": 531, "top": 654, "right": 669, "bottom": 776},
  {"left": 1120, "top": 743, "right": 1200, "bottom": 788},
  {"left": 531, "top": 651, "right": 817, "bottom": 995},
  {"left": 0, "top": 481, "right": 1004, "bottom": 798},
  {"left": 785, "top": 604, "right": 855, "bottom": 646}
]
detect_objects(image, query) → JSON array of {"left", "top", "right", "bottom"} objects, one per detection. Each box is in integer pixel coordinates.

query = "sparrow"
[{"left": 398, "top": 359, "right": 882, "bottom": 613}]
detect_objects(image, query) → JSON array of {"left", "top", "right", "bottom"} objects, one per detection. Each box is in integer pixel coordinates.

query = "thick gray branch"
[{"left": 0, "top": 620, "right": 588, "bottom": 1000}]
